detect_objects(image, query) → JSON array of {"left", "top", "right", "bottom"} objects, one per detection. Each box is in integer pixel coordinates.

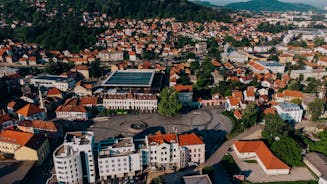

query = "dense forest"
[{"left": 0, "top": 0, "right": 232, "bottom": 52}]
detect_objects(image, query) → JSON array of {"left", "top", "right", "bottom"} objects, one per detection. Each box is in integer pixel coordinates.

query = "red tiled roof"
[
  {"left": 0, "top": 130, "right": 33, "bottom": 146},
  {"left": 234, "top": 141, "right": 290, "bottom": 170},
  {"left": 173, "top": 85, "right": 193, "bottom": 92},
  {"left": 178, "top": 133, "right": 204, "bottom": 146},
  {"left": 234, "top": 110, "right": 243, "bottom": 119},
  {"left": 148, "top": 131, "right": 177, "bottom": 145},
  {"left": 227, "top": 96, "right": 240, "bottom": 106},
  {"left": 47, "top": 87, "right": 62, "bottom": 95},
  {"left": 283, "top": 90, "right": 303, "bottom": 98},
  {"left": 16, "top": 104, "right": 44, "bottom": 117},
  {"left": 17, "top": 120, "right": 57, "bottom": 132}
]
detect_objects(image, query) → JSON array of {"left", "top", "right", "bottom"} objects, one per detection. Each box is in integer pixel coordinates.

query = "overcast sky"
[{"left": 207, "top": 0, "right": 327, "bottom": 8}]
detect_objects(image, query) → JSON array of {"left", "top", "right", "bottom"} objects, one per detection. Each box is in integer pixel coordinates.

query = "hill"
[
  {"left": 0, "top": 0, "right": 232, "bottom": 52},
  {"left": 225, "top": 0, "right": 319, "bottom": 12}
]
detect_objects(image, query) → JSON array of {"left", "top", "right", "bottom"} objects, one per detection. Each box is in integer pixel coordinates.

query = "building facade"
[
  {"left": 274, "top": 102, "right": 303, "bottom": 123},
  {"left": 103, "top": 93, "right": 157, "bottom": 112},
  {"left": 53, "top": 131, "right": 96, "bottom": 184},
  {"left": 97, "top": 138, "right": 142, "bottom": 182}
]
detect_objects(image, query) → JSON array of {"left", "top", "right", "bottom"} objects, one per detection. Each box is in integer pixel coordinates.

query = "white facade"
[
  {"left": 274, "top": 102, "right": 303, "bottom": 123},
  {"left": 53, "top": 145, "right": 83, "bottom": 184},
  {"left": 55, "top": 111, "right": 89, "bottom": 121},
  {"left": 53, "top": 131, "right": 96, "bottom": 184},
  {"left": 260, "top": 61, "right": 285, "bottom": 74},
  {"left": 30, "top": 75, "right": 76, "bottom": 92},
  {"left": 103, "top": 93, "right": 157, "bottom": 111},
  {"left": 181, "top": 144, "right": 205, "bottom": 164},
  {"left": 98, "top": 138, "right": 142, "bottom": 181}
]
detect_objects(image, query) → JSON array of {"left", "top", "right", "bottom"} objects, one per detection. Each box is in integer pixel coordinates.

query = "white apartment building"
[
  {"left": 30, "top": 75, "right": 76, "bottom": 92},
  {"left": 97, "top": 138, "right": 142, "bottom": 182},
  {"left": 103, "top": 93, "right": 157, "bottom": 112},
  {"left": 274, "top": 102, "right": 303, "bottom": 123},
  {"left": 178, "top": 133, "right": 205, "bottom": 164},
  {"left": 145, "top": 132, "right": 182, "bottom": 170},
  {"left": 53, "top": 131, "right": 96, "bottom": 184}
]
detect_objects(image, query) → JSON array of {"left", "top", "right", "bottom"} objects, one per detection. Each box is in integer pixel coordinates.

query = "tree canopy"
[
  {"left": 270, "top": 136, "right": 303, "bottom": 167},
  {"left": 308, "top": 98, "right": 325, "bottom": 121},
  {"left": 158, "top": 88, "right": 182, "bottom": 117},
  {"left": 241, "top": 103, "right": 257, "bottom": 128}
]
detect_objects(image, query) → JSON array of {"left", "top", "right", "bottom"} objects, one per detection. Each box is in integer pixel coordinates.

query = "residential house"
[
  {"left": 0, "top": 130, "right": 50, "bottom": 165},
  {"left": 55, "top": 98, "right": 90, "bottom": 121},
  {"left": 16, "top": 103, "right": 46, "bottom": 121}
]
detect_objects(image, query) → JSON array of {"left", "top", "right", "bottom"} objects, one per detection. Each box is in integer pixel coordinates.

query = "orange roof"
[
  {"left": 80, "top": 97, "right": 98, "bottom": 105},
  {"left": 232, "top": 91, "right": 243, "bottom": 99},
  {"left": 283, "top": 90, "right": 303, "bottom": 98},
  {"left": 47, "top": 87, "right": 62, "bottom": 95},
  {"left": 212, "top": 60, "right": 221, "bottom": 67},
  {"left": 0, "top": 130, "right": 33, "bottom": 146},
  {"left": 246, "top": 89, "right": 255, "bottom": 97},
  {"left": 234, "top": 110, "right": 243, "bottom": 119},
  {"left": 319, "top": 56, "right": 327, "bottom": 63},
  {"left": 178, "top": 133, "right": 204, "bottom": 146},
  {"left": 148, "top": 131, "right": 177, "bottom": 145},
  {"left": 18, "top": 120, "right": 57, "bottom": 132},
  {"left": 173, "top": 85, "right": 193, "bottom": 92},
  {"left": 264, "top": 108, "right": 276, "bottom": 115},
  {"left": 16, "top": 104, "right": 44, "bottom": 117},
  {"left": 74, "top": 65, "right": 89, "bottom": 70},
  {"left": 234, "top": 141, "right": 290, "bottom": 170},
  {"left": 227, "top": 96, "right": 240, "bottom": 106},
  {"left": 0, "top": 114, "right": 12, "bottom": 124}
]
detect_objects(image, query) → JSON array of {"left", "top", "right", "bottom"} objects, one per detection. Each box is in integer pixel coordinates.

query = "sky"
[{"left": 207, "top": 0, "right": 327, "bottom": 8}]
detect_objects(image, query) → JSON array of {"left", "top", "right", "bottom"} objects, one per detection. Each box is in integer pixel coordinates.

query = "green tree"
[
  {"left": 268, "top": 54, "right": 279, "bottom": 62},
  {"left": 89, "top": 60, "right": 103, "bottom": 78},
  {"left": 290, "top": 98, "right": 302, "bottom": 105},
  {"left": 241, "top": 103, "right": 257, "bottom": 128},
  {"left": 308, "top": 98, "right": 325, "bottom": 121},
  {"left": 262, "top": 114, "right": 286, "bottom": 141},
  {"left": 190, "top": 60, "right": 200, "bottom": 74},
  {"left": 158, "top": 88, "right": 182, "bottom": 117},
  {"left": 150, "top": 177, "right": 163, "bottom": 184},
  {"left": 304, "top": 129, "right": 327, "bottom": 155},
  {"left": 270, "top": 136, "right": 303, "bottom": 167}
]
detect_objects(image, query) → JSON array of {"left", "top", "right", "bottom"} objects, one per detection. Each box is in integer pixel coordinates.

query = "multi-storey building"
[
  {"left": 178, "top": 133, "right": 205, "bottom": 164},
  {"left": 30, "top": 75, "right": 76, "bottom": 92},
  {"left": 145, "top": 131, "right": 182, "bottom": 170},
  {"left": 103, "top": 92, "right": 157, "bottom": 112},
  {"left": 274, "top": 102, "right": 303, "bottom": 123},
  {"left": 97, "top": 138, "right": 142, "bottom": 182},
  {"left": 53, "top": 131, "right": 96, "bottom": 184}
]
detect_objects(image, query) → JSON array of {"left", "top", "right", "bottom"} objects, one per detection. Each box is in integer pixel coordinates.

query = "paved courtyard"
[
  {"left": 230, "top": 151, "right": 316, "bottom": 183},
  {"left": 89, "top": 106, "right": 233, "bottom": 142}
]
